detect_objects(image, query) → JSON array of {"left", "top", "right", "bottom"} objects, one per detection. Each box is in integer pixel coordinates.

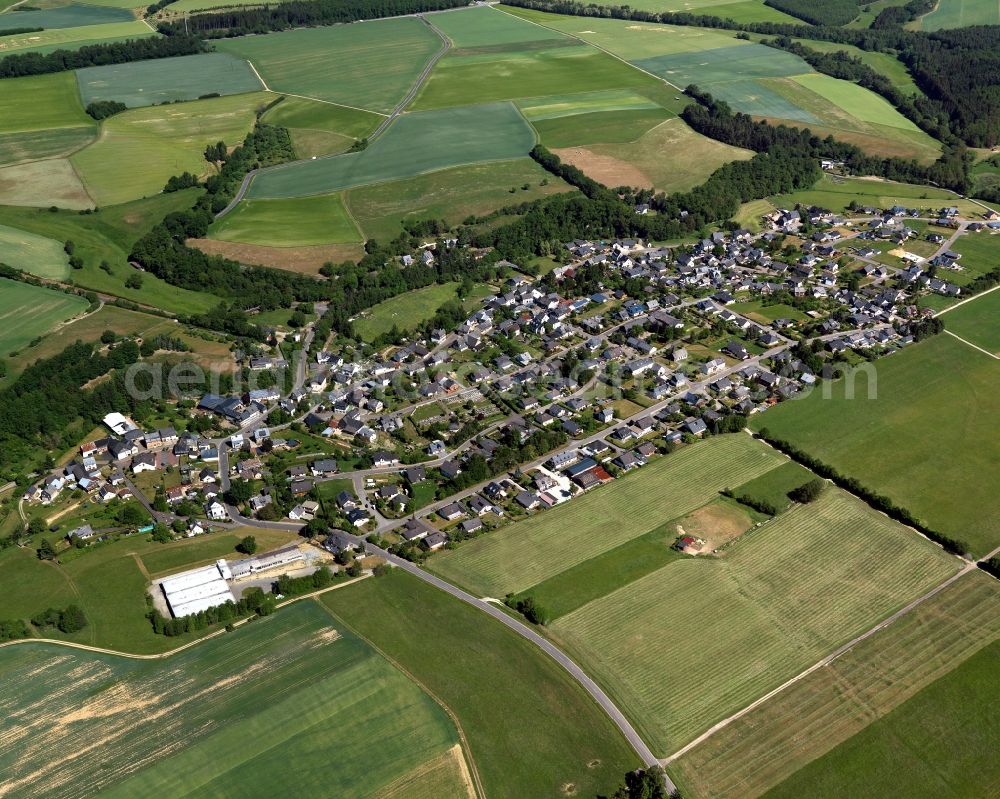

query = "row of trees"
[
  {"left": 764, "top": 0, "right": 859, "bottom": 26},
  {"left": 0, "top": 34, "right": 204, "bottom": 79}
]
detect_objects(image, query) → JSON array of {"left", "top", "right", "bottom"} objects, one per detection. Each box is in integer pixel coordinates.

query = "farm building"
[
  {"left": 227, "top": 545, "right": 305, "bottom": 579},
  {"left": 160, "top": 563, "right": 237, "bottom": 618}
]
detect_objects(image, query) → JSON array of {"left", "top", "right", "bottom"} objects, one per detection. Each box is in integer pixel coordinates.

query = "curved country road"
[{"left": 214, "top": 13, "right": 451, "bottom": 220}]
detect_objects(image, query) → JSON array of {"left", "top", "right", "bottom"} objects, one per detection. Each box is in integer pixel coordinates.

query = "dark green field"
[{"left": 322, "top": 570, "right": 641, "bottom": 798}]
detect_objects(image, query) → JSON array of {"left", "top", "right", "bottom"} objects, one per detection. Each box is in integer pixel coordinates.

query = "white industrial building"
[
  {"left": 228, "top": 545, "right": 304, "bottom": 579},
  {"left": 160, "top": 563, "right": 236, "bottom": 618}
]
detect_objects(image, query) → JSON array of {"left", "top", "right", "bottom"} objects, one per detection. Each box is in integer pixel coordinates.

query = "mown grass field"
[
  {"left": 771, "top": 173, "right": 981, "bottom": 214},
  {"left": 249, "top": 102, "right": 536, "bottom": 198},
  {"left": 751, "top": 334, "right": 1000, "bottom": 556},
  {"left": 0, "top": 222, "right": 69, "bottom": 279},
  {"left": 210, "top": 193, "right": 362, "bottom": 247},
  {"left": 429, "top": 435, "right": 785, "bottom": 597},
  {"left": 0, "top": 601, "right": 463, "bottom": 799},
  {"left": 0, "top": 191, "right": 217, "bottom": 316},
  {"left": 552, "top": 117, "right": 752, "bottom": 192},
  {"left": 940, "top": 287, "right": 1000, "bottom": 356},
  {"left": 76, "top": 52, "right": 263, "bottom": 108},
  {"left": 765, "top": 637, "right": 1000, "bottom": 799},
  {"left": 322, "top": 569, "right": 641, "bottom": 799},
  {"left": 550, "top": 489, "right": 957, "bottom": 755},
  {"left": 261, "top": 95, "right": 382, "bottom": 159},
  {"left": 0, "top": 278, "right": 88, "bottom": 356},
  {"left": 345, "top": 157, "right": 572, "bottom": 241},
  {"left": 215, "top": 18, "right": 441, "bottom": 113},
  {"left": 917, "top": 0, "right": 1000, "bottom": 28},
  {"left": 71, "top": 92, "right": 268, "bottom": 207},
  {"left": 353, "top": 281, "right": 467, "bottom": 342},
  {"left": 672, "top": 570, "right": 1000, "bottom": 798},
  {"left": 730, "top": 459, "right": 815, "bottom": 512}
]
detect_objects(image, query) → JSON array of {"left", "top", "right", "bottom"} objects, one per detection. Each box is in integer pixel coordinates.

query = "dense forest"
[
  {"left": 0, "top": 35, "right": 204, "bottom": 78},
  {"left": 158, "top": 0, "right": 469, "bottom": 37},
  {"left": 764, "top": 0, "right": 859, "bottom": 27},
  {"left": 503, "top": 0, "right": 1000, "bottom": 148}
]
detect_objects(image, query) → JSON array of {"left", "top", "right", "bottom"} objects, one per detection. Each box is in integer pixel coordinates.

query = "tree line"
[
  {"left": 0, "top": 35, "right": 204, "bottom": 79},
  {"left": 764, "top": 0, "right": 859, "bottom": 27},
  {"left": 157, "top": 0, "right": 470, "bottom": 38}
]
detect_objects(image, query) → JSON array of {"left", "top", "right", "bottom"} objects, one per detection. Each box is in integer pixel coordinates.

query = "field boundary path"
[
  {"left": 214, "top": 13, "right": 452, "bottom": 221},
  {"left": 944, "top": 330, "right": 1000, "bottom": 359},
  {"left": 663, "top": 541, "right": 1000, "bottom": 764}
]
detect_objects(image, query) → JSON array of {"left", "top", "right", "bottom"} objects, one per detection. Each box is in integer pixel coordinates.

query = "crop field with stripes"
[
  {"left": 428, "top": 434, "right": 785, "bottom": 597},
  {"left": 548, "top": 489, "right": 958, "bottom": 756},
  {"left": 0, "top": 601, "right": 461, "bottom": 799},
  {"left": 671, "top": 570, "right": 1000, "bottom": 798}
]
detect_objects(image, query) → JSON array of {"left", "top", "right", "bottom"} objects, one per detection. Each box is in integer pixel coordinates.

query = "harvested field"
[{"left": 189, "top": 237, "right": 364, "bottom": 274}]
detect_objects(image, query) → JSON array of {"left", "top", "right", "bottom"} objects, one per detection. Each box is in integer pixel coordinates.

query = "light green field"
[
  {"left": 0, "top": 278, "right": 88, "bottom": 356},
  {"left": 752, "top": 334, "right": 1000, "bottom": 556},
  {"left": 7, "top": 29, "right": 156, "bottom": 56},
  {"left": 553, "top": 116, "right": 753, "bottom": 192},
  {"left": 215, "top": 19, "right": 441, "bottom": 113},
  {"left": 517, "top": 88, "right": 665, "bottom": 120},
  {"left": 791, "top": 72, "right": 920, "bottom": 130},
  {"left": 946, "top": 230, "right": 1000, "bottom": 286},
  {"left": 533, "top": 107, "right": 676, "bottom": 147},
  {"left": 918, "top": 0, "right": 1000, "bottom": 28},
  {"left": 429, "top": 435, "right": 785, "bottom": 597},
  {"left": 771, "top": 174, "right": 975, "bottom": 214},
  {"left": 551, "top": 489, "right": 957, "bottom": 755},
  {"left": 413, "top": 44, "right": 659, "bottom": 110},
  {"left": 730, "top": 298, "right": 809, "bottom": 323},
  {"left": 0, "top": 3, "right": 134, "bottom": 28},
  {"left": 0, "top": 127, "right": 95, "bottom": 168},
  {"left": 0, "top": 223, "right": 70, "bottom": 279},
  {"left": 779, "top": 36, "right": 920, "bottom": 95},
  {"left": 431, "top": 4, "right": 571, "bottom": 47},
  {"left": 0, "top": 157, "right": 93, "bottom": 209},
  {"left": 210, "top": 193, "right": 362, "bottom": 247},
  {"left": 345, "top": 157, "right": 573, "bottom": 241},
  {"left": 0, "top": 20, "right": 150, "bottom": 56},
  {"left": 249, "top": 102, "right": 536, "bottom": 198},
  {"left": 0, "top": 601, "right": 461, "bottom": 799},
  {"left": 0, "top": 72, "right": 94, "bottom": 166},
  {"left": 0, "top": 191, "right": 217, "bottom": 316},
  {"left": 354, "top": 282, "right": 466, "bottom": 342},
  {"left": 322, "top": 569, "right": 640, "bottom": 799},
  {"left": 765, "top": 637, "right": 1000, "bottom": 799},
  {"left": 729, "top": 459, "right": 815, "bottom": 512},
  {"left": 71, "top": 92, "right": 268, "bottom": 207},
  {"left": 261, "top": 95, "right": 383, "bottom": 159},
  {"left": 580, "top": 0, "right": 801, "bottom": 22},
  {"left": 76, "top": 52, "right": 263, "bottom": 108},
  {"left": 673, "top": 570, "right": 1000, "bottom": 799}
]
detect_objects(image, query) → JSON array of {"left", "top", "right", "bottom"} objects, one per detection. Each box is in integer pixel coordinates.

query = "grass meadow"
[
  {"left": 0, "top": 279, "right": 88, "bottom": 356},
  {"left": 322, "top": 569, "right": 641, "bottom": 799},
  {"left": 552, "top": 117, "right": 752, "bottom": 192},
  {"left": 940, "top": 287, "right": 1000, "bottom": 356},
  {"left": 0, "top": 3, "right": 134, "bottom": 29},
  {"left": 917, "top": 0, "right": 1000, "bottom": 28},
  {"left": 771, "top": 174, "right": 981, "bottom": 215},
  {"left": 0, "top": 20, "right": 151, "bottom": 56},
  {"left": 0, "top": 601, "right": 463, "bottom": 799},
  {"left": 752, "top": 334, "right": 1000, "bottom": 555},
  {"left": 210, "top": 193, "right": 362, "bottom": 247},
  {"left": 947, "top": 230, "right": 1000, "bottom": 286},
  {"left": 0, "top": 222, "right": 69, "bottom": 279},
  {"left": 550, "top": 489, "right": 957, "bottom": 755},
  {"left": 71, "top": 92, "right": 268, "bottom": 207},
  {"left": 76, "top": 52, "right": 263, "bottom": 108},
  {"left": 215, "top": 19, "right": 441, "bottom": 113},
  {"left": 249, "top": 102, "right": 536, "bottom": 198},
  {"left": 0, "top": 191, "right": 217, "bottom": 316},
  {"left": 261, "top": 95, "right": 383, "bottom": 159},
  {"left": 429, "top": 435, "right": 785, "bottom": 597},
  {"left": 764, "top": 637, "right": 1000, "bottom": 799},
  {"left": 431, "top": 4, "right": 570, "bottom": 47},
  {"left": 672, "top": 569, "right": 1000, "bottom": 798},
  {"left": 353, "top": 282, "right": 467, "bottom": 342},
  {"left": 345, "top": 157, "right": 572, "bottom": 240},
  {"left": 580, "top": 0, "right": 800, "bottom": 23},
  {"left": 730, "top": 459, "right": 815, "bottom": 512}
]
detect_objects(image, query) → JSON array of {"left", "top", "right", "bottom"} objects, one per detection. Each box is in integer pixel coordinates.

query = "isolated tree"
[
  {"left": 225, "top": 479, "right": 253, "bottom": 505},
  {"left": 789, "top": 478, "right": 826, "bottom": 504},
  {"left": 37, "top": 538, "right": 56, "bottom": 561},
  {"left": 236, "top": 535, "right": 257, "bottom": 555},
  {"left": 57, "top": 604, "right": 87, "bottom": 633}
]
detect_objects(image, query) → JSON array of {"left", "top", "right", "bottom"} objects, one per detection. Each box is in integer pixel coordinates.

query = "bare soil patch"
[
  {"left": 188, "top": 238, "right": 365, "bottom": 274},
  {"left": 552, "top": 146, "right": 651, "bottom": 189}
]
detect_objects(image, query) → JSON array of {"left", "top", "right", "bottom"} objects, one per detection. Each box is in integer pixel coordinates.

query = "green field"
[
  {"left": 167, "top": 0, "right": 298, "bottom": 10},
  {"left": 940, "top": 288, "right": 1000, "bottom": 356},
  {"left": 261, "top": 95, "right": 383, "bottom": 159},
  {"left": 672, "top": 570, "right": 1000, "bottom": 798},
  {"left": 553, "top": 117, "right": 753, "bottom": 192},
  {"left": 780, "top": 36, "right": 921, "bottom": 95},
  {"left": 532, "top": 106, "right": 675, "bottom": 147},
  {"left": 946, "top": 230, "right": 1000, "bottom": 286},
  {"left": 766, "top": 637, "right": 1000, "bottom": 799},
  {"left": 578, "top": 0, "right": 801, "bottom": 23},
  {"left": 354, "top": 282, "right": 467, "bottom": 341},
  {"left": 918, "top": 0, "right": 1000, "bottom": 28},
  {"left": 0, "top": 223, "right": 70, "bottom": 279},
  {"left": 0, "top": 20, "right": 151, "bottom": 56},
  {"left": 771, "top": 173, "right": 979, "bottom": 214},
  {"left": 0, "top": 72, "right": 95, "bottom": 167},
  {"left": 0, "top": 278, "right": 88, "bottom": 356},
  {"left": 431, "top": 4, "right": 570, "bottom": 47},
  {"left": 71, "top": 92, "right": 269, "bottom": 206},
  {"left": 0, "top": 3, "right": 134, "bottom": 29},
  {"left": 0, "top": 192, "right": 218, "bottom": 316},
  {"left": 249, "top": 102, "right": 536, "bottom": 198},
  {"left": 210, "top": 193, "right": 362, "bottom": 247},
  {"left": 729, "top": 459, "right": 815, "bottom": 512},
  {"left": 345, "top": 157, "right": 573, "bottom": 240},
  {"left": 429, "top": 435, "right": 785, "bottom": 597},
  {"left": 550, "top": 488, "right": 957, "bottom": 755},
  {"left": 0, "top": 157, "right": 94, "bottom": 209},
  {"left": 752, "top": 334, "right": 1000, "bottom": 556},
  {"left": 0, "top": 601, "right": 465, "bottom": 799},
  {"left": 215, "top": 18, "right": 441, "bottom": 113},
  {"left": 322, "top": 569, "right": 641, "bottom": 798},
  {"left": 76, "top": 52, "right": 263, "bottom": 108}
]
